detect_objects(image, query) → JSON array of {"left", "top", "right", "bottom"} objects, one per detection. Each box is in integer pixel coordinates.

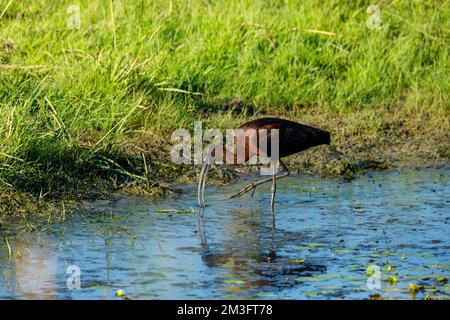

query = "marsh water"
[{"left": 0, "top": 169, "right": 449, "bottom": 300}]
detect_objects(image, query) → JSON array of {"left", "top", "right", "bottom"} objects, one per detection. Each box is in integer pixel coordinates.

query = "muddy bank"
[
  {"left": 148, "top": 105, "right": 450, "bottom": 184},
  {"left": 0, "top": 106, "right": 449, "bottom": 220}
]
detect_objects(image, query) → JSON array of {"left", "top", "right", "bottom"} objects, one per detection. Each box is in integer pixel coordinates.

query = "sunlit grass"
[{"left": 0, "top": 0, "right": 448, "bottom": 213}]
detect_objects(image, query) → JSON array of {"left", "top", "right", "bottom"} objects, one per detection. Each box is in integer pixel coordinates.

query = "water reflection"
[
  {"left": 196, "top": 205, "right": 326, "bottom": 296},
  {"left": 3, "top": 235, "right": 58, "bottom": 299}
]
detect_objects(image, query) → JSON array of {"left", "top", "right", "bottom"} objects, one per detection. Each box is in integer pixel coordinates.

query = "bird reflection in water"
[{"left": 196, "top": 206, "right": 326, "bottom": 293}]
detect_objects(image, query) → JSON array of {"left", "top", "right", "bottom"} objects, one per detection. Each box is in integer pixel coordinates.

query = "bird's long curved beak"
[{"left": 197, "top": 161, "right": 210, "bottom": 207}]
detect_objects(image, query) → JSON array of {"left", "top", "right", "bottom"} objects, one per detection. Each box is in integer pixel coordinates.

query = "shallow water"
[{"left": 0, "top": 169, "right": 449, "bottom": 300}]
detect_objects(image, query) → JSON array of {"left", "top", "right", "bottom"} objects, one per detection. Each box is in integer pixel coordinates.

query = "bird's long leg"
[
  {"left": 268, "top": 205, "right": 276, "bottom": 261},
  {"left": 230, "top": 159, "right": 291, "bottom": 199},
  {"left": 270, "top": 162, "right": 277, "bottom": 209},
  {"left": 279, "top": 159, "right": 291, "bottom": 176},
  {"left": 230, "top": 176, "right": 273, "bottom": 199}
]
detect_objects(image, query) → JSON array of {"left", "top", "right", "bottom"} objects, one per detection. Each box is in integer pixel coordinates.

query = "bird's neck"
[{"left": 208, "top": 144, "right": 238, "bottom": 165}]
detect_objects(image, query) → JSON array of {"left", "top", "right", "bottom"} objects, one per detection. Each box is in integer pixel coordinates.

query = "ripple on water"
[{"left": 0, "top": 169, "right": 449, "bottom": 299}]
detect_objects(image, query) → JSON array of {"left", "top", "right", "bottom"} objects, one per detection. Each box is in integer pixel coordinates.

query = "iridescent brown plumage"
[
  {"left": 198, "top": 117, "right": 330, "bottom": 208},
  {"left": 237, "top": 117, "right": 330, "bottom": 159}
]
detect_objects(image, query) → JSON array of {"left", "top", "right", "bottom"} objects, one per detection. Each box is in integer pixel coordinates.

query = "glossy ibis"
[{"left": 197, "top": 117, "right": 330, "bottom": 208}]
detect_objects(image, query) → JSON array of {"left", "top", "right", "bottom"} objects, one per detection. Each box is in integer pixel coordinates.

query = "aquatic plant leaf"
[
  {"left": 224, "top": 279, "right": 245, "bottom": 285},
  {"left": 116, "top": 289, "right": 125, "bottom": 297},
  {"left": 291, "top": 259, "right": 306, "bottom": 263},
  {"left": 387, "top": 275, "right": 398, "bottom": 285}
]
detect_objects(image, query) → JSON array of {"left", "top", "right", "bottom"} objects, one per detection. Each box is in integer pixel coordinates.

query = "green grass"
[{"left": 0, "top": 0, "right": 449, "bottom": 215}]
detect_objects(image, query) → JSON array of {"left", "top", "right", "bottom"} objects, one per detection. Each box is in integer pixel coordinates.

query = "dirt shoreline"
[
  {"left": 1, "top": 149, "right": 447, "bottom": 228},
  {"left": 0, "top": 106, "right": 449, "bottom": 221}
]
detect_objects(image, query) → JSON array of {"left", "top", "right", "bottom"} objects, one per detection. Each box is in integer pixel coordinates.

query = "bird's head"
[{"left": 316, "top": 129, "right": 331, "bottom": 146}]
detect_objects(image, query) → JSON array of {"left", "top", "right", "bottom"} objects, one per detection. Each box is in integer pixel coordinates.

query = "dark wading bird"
[{"left": 197, "top": 117, "right": 331, "bottom": 208}]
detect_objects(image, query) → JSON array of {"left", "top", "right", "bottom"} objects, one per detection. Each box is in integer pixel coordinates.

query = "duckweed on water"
[
  {"left": 437, "top": 277, "right": 448, "bottom": 284},
  {"left": 115, "top": 289, "right": 125, "bottom": 297},
  {"left": 0, "top": 169, "right": 447, "bottom": 299},
  {"left": 387, "top": 276, "right": 398, "bottom": 286},
  {"left": 291, "top": 259, "right": 307, "bottom": 264},
  {"left": 346, "top": 265, "right": 362, "bottom": 271},
  {"left": 223, "top": 279, "right": 245, "bottom": 285},
  {"left": 409, "top": 283, "right": 420, "bottom": 294},
  {"left": 156, "top": 208, "right": 195, "bottom": 215}
]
